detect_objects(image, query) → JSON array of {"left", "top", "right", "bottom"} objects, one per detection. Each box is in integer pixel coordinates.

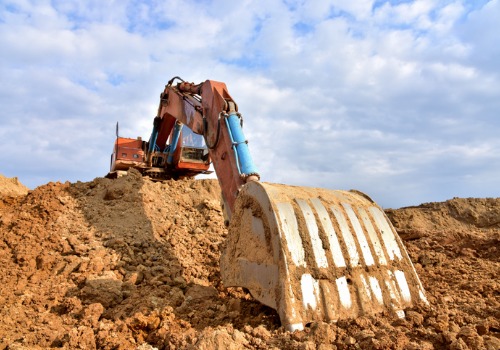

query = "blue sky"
[{"left": 1, "top": 0, "right": 499, "bottom": 208}]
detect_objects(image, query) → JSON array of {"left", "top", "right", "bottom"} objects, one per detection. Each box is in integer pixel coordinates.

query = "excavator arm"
[
  {"left": 154, "top": 77, "right": 259, "bottom": 219},
  {"left": 111, "top": 76, "right": 429, "bottom": 331}
]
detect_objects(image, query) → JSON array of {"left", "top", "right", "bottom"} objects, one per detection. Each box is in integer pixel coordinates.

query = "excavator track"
[{"left": 221, "top": 182, "right": 428, "bottom": 331}]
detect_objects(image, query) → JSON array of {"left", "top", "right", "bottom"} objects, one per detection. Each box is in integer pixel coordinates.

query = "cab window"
[{"left": 181, "top": 126, "right": 205, "bottom": 148}]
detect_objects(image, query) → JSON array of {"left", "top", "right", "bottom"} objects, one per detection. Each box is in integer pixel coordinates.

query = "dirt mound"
[
  {"left": 0, "top": 171, "right": 498, "bottom": 349},
  {"left": 386, "top": 197, "right": 500, "bottom": 236},
  {"left": 0, "top": 174, "right": 29, "bottom": 197}
]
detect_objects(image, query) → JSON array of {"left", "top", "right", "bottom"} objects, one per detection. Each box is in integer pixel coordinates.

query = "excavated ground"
[{"left": 0, "top": 170, "right": 498, "bottom": 350}]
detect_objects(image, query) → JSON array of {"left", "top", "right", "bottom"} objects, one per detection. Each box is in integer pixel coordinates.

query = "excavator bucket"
[{"left": 221, "top": 182, "right": 428, "bottom": 331}]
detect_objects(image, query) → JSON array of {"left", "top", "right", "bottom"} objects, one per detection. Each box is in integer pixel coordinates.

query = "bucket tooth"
[{"left": 220, "top": 182, "right": 428, "bottom": 331}]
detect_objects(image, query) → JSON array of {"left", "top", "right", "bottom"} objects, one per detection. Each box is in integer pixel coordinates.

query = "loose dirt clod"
[{"left": 0, "top": 171, "right": 498, "bottom": 349}]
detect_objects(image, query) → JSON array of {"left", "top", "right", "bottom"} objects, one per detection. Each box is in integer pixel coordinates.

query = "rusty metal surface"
[{"left": 221, "top": 182, "right": 428, "bottom": 331}]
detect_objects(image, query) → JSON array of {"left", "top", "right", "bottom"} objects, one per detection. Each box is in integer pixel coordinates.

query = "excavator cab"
[
  {"left": 108, "top": 122, "right": 211, "bottom": 180},
  {"left": 142, "top": 123, "right": 211, "bottom": 179},
  {"left": 179, "top": 126, "right": 210, "bottom": 164},
  {"left": 171, "top": 125, "right": 212, "bottom": 177}
]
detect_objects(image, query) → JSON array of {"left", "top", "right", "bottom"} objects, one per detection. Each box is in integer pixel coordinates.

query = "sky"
[{"left": 1, "top": 0, "right": 499, "bottom": 208}]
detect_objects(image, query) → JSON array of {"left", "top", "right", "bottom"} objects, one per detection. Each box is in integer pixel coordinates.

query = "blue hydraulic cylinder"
[
  {"left": 225, "top": 112, "right": 259, "bottom": 177},
  {"left": 167, "top": 122, "right": 183, "bottom": 164},
  {"left": 148, "top": 124, "right": 159, "bottom": 154}
]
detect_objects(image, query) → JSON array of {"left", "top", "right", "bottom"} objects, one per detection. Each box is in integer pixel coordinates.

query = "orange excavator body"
[
  {"left": 110, "top": 137, "right": 145, "bottom": 172},
  {"left": 108, "top": 117, "right": 211, "bottom": 180},
  {"left": 107, "top": 77, "right": 429, "bottom": 331}
]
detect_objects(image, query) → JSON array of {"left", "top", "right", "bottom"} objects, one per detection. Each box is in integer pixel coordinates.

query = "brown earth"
[
  {"left": 0, "top": 170, "right": 498, "bottom": 350},
  {"left": 0, "top": 175, "right": 29, "bottom": 197}
]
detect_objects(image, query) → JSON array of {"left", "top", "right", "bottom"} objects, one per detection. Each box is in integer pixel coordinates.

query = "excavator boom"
[{"left": 109, "top": 77, "right": 428, "bottom": 331}]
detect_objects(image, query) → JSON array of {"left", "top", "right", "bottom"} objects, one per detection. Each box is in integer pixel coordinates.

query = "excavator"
[{"left": 108, "top": 76, "right": 428, "bottom": 331}]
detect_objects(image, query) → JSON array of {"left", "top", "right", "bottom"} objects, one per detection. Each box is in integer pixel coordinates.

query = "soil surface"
[{"left": 0, "top": 171, "right": 498, "bottom": 349}]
